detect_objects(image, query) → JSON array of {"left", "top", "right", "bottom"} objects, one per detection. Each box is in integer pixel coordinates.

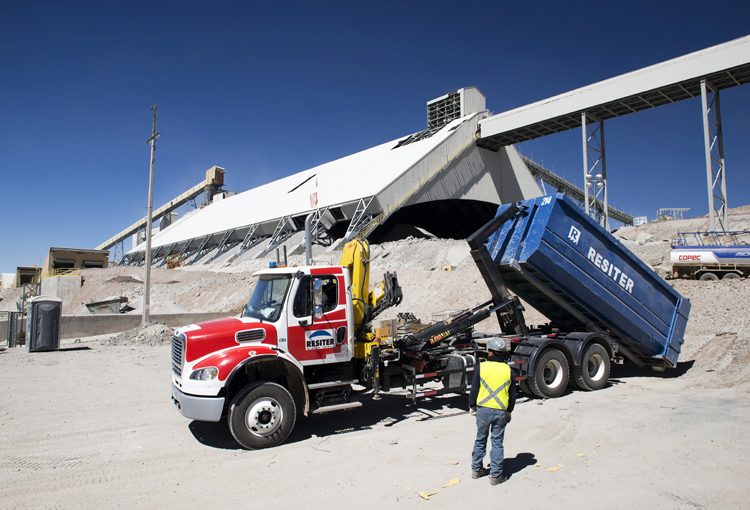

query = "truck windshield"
[{"left": 243, "top": 274, "right": 291, "bottom": 323}]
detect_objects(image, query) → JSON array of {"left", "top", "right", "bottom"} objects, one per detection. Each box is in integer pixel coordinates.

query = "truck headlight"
[{"left": 189, "top": 367, "right": 218, "bottom": 381}]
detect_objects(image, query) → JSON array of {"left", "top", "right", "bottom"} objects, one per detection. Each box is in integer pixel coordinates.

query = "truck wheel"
[
  {"left": 699, "top": 272, "right": 719, "bottom": 281},
  {"left": 527, "top": 349, "right": 569, "bottom": 399},
  {"left": 518, "top": 378, "right": 532, "bottom": 396},
  {"left": 722, "top": 272, "right": 740, "bottom": 280},
  {"left": 228, "top": 382, "right": 296, "bottom": 450},
  {"left": 572, "top": 343, "right": 610, "bottom": 391}
]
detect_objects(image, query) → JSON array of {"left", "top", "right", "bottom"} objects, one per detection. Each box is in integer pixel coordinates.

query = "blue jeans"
[{"left": 472, "top": 406, "right": 507, "bottom": 478}]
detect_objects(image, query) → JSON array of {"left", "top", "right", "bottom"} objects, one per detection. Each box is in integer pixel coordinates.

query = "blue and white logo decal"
[
  {"left": 568, "top": 225, "right": 581, "bottom": 245},
  {"left": 306, "top": 330, "right": 335, "bottom": 350}
]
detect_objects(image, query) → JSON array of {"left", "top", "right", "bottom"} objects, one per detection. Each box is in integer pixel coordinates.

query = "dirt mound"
[
  {"left": 688, "top": 332, "right": 750, "bottom": 388},
  {"left": 0, "top": 287, "right": 23, "bottom": 312},
  {"left": 102, "top": 322, "right": 174, "bottom": 347},
  {"left": 105, "top": 276, "right": 142, "bottom": 284}
]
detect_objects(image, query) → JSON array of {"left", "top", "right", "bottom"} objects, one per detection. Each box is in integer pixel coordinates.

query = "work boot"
[
  {"left": 471, "top": 468, "right": 490, "bottom": 479},
  {"left": 490, "top": 474, "right": 508, "bottom": 485}
]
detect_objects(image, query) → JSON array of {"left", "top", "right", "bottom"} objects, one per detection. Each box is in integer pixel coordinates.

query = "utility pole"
[{"left": 143, "top": 106, "right": 161, "bottom": 325}]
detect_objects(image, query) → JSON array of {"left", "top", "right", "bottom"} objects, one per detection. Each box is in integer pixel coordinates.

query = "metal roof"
[
  {"left": 124, "top": 109, "right": 544, "bottom": 266},
  {"left": 477, "top": 35, "right": 750, "bottom": 150},
  {"left": 130, "top": 115, "right": 474, "bottom": 252}
]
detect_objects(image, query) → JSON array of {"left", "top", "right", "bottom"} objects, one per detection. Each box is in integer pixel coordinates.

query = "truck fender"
[
  {"left": 512, "top": 338, "right": 575, "bottom": 378},
  {"left": 559, "top": 333, "right": 614, "bottom": 367},
  {"left": 224, "top": 353, "right": 310, "bottom": 417}
]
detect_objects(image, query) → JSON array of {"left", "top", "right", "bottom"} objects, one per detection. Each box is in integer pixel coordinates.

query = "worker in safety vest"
[{"left": 468, "top": 337, "right": 516, "bottom": 485}]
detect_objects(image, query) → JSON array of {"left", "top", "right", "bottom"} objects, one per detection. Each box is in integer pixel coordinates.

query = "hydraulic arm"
[
  {"left": 466, "top": 203, "right": 529, "bottom": 336},
  {"left": 340, "top": 239, "right": 402, "bottom": 339}
]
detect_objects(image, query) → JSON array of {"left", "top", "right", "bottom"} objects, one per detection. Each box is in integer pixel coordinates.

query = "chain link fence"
[{"left": 0, "top": 311, "right": 23, "bottom": 348}]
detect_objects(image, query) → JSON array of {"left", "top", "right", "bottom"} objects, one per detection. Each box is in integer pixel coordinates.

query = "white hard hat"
[{"left": 488, "top": 338, "right": 506, "bottom": 353}]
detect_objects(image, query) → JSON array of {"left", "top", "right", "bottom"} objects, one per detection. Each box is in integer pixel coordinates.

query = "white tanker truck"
[{"left": 670, "top": 231, "right": 750, "bottom": 281}]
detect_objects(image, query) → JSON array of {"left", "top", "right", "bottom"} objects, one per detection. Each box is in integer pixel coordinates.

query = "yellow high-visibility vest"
[{"left": 476, "top": 361, "right": 511, "bottom": 410}]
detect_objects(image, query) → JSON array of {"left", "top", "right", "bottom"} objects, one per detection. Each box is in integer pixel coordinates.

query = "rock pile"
[{"left": 102, "top": 322, "right": 174, "bottom": 347}]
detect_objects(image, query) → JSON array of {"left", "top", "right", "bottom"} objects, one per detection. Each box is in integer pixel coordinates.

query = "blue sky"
[{"left": 2, "top": 1, "right": 749, "bottom": 272}]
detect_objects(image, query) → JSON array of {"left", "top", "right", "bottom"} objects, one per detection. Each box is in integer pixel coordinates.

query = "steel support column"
[
  {"left": 344, "top": 197, "right": 375, "bottom": 241},
  {"left": 582, "top": 112, "right": 609, "bottom": 230},
  {"left": 112, "top": 241, "right": 125, "bottom": 265},
  {"left": 305, "top": 207, "right": 331, "bottom": 247},
  {"left": 265, "top": 216, "right": 295, "bottom": 253},
  {"left": 157, "top": 243, "right": 178, "bottom": 267},
  {"left": 701, "top": 78, "right": 728, "bottom": 231},
  {"left": 238, "top": 224, "right": 261, "bottom": 254},
  {"left": 210, "top": 228, "right": 238, "bottom": 261},
  {"left": 190, "top": 234, "right": 214, "bottom": 264}
]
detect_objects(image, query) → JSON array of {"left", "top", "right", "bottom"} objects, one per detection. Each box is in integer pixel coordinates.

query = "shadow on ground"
[
  {"left": 189, "top": 420, "right": 241, "bottom": 450},
  {"left": 610, "top": 359, "right": 695, "bottom": 380},
  {"left": 189, "top": 361, "right": 698, "bottom": 449},
  {"left": 189, "top": 391, "right": 472, "bottom": 450},
  {"left": 515, "top": 359, "right": 697, "bottom": 401},
  {"left": 504, "top": 452, "right": 537, "bottom": 479}
]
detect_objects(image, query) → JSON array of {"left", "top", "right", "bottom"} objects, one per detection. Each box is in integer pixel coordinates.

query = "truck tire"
[
  {"left": 722, "top": 272, "right": 740, "bottom": 280},
  {"left": 229, "top": 382, "right": 296, "bottom": 450},
  {"left": 527, "top": 349, "right": 569, "bottom": 399},
  {"left": 699, "top": 272, "right": 719, "bottom": 281},
  {"left": 518, "top": 378, "right": 532, "bottom": 396},
  {"left": 572, "top": 343, "right": 610, "bottom": 391}
]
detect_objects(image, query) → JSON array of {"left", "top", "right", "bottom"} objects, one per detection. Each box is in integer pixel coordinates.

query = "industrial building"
[
  {"left": 42, "top": 247, "right": 109, "bottom": 276},
  {"left": 13, "top": 266, "right": 41, "bottom": 288},
  {"left": 122, "top": 87, "right": 543, "bottom": 266}
]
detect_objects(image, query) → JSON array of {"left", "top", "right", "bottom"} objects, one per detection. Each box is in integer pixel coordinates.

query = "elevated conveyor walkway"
[
  {"left": 477, "top": 35, "right": 750, "bottom": 149},
  {"left": 520, "top": 156, "right": 633, "bottom": 225},
  {"left": 96, "top": 167, "right": 225, "bottom": 251}
]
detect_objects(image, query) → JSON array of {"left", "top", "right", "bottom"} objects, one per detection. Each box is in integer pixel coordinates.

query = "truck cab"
[{"left": 171, "top": 264, "right": 358, "bottom": 449}]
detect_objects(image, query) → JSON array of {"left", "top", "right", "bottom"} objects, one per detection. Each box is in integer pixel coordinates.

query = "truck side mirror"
[{"left": 312, "top": 278, "right": 323, "bottom": 320}]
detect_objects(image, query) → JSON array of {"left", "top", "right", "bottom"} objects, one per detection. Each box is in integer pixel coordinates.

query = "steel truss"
[
  {"left": 111, "top": 241, "right": 126, "bottom": 265},
  {"left": 189, "top": 234, "right": 216, "bottom": 264},
  {"left": 701, "top": 79, "right": 728, "bottom": 231},
  {"left": 157, "top": 243, "right": 178, "bottom": 267},
  {"left": 237, "top": 224, "right": 268, "bottom": 257},
  {"left": 148, "top": 244, "right": 170, "bottom": 266},
  {"left": 124, "top": 251, "right": 145, "bottom": 266},
  {"left": 306, "top": 207, "right": 332, "bottom": 247},
  {"left": 211, "top": 228, "right": 242, "bottom": 261},
  {"left": 265, "top": 216, "right": 296, "bottom": 253},
  {"left": 175, "top": 237, "right": 201, "bottom": 262},
  {"left": 520, "top": 155, "right": 633, "bottom": 225},
  {"left": 21, "top": 283, "right": 40, "bottom": 313},
  {"left": 344, "top": 197, "right": 375, "bottom": 241},
  {"left": 656, "top": 208, "right": 691, "bottom": 221},
  {"left": 582, "top": 112, "right": 610, "bottom": 230}
]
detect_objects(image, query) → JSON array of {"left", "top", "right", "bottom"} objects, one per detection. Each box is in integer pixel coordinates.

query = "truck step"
[
  {"left": 311, "top": 401, "right": 363, "bottom": 414},
  {"left": 308, "top": 379, "right": 358, "bottom": 390}
]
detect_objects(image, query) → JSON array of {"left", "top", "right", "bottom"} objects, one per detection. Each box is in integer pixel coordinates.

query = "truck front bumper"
[{"left": 171, "top": 383, "right": 225, "bottom": 422}]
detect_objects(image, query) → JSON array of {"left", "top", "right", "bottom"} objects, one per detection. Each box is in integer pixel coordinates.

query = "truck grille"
[{"left": 171, "top": 334, "right": 184, "bottom": 377}]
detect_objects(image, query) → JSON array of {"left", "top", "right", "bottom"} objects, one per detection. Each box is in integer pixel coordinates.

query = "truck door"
[{"left": 287, "top": 272, "right": 351, "bottom": 366}]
